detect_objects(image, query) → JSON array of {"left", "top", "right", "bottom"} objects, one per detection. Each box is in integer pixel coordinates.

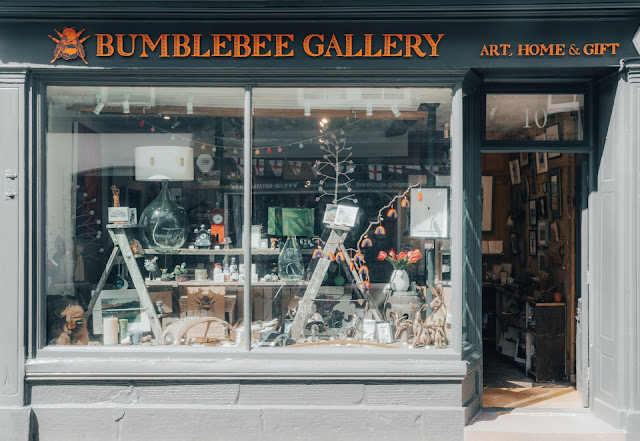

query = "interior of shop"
[{"left": 481, "top": 151, "right": 583, "bottom": 409}]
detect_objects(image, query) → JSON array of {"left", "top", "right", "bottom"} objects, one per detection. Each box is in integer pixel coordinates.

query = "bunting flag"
[
  {"left": 388, "top": 164, "right": 403, "bottom": 174},
  {"left": 269, "top": 160, "right": 284, "bottom": 177},
  {"left": 310, "top": 162, "right": 319, "bottom": 178},
  {"left": 368, "top": 164, "right": 383, "bottom": 181},
  {"left": 252, "top": 159, "right": 265, "bottom": 176},
  {"left": 290, "top": 161, "right": 303, "bottom": 176},
  {"left": 234, "top": 157, "right": 245, "bottom": 176}
]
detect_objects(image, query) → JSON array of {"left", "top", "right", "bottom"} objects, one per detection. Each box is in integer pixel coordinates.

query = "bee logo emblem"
[{"left": 48, "top": 28, "right": 90, "bottom": 64}]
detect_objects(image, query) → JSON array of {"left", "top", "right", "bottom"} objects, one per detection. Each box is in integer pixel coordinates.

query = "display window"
[{"left": 44, "top": 85, "right": 454, "bottom": 351}]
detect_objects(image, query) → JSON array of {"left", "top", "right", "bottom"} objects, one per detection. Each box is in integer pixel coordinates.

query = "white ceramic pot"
[{"left": 390, "top": 269, "right": 410, "bottom": 292}]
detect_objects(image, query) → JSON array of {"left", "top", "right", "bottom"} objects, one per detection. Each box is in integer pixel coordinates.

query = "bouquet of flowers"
[{"left": 376, "top": 248, "right": 423, "bottom": 270}]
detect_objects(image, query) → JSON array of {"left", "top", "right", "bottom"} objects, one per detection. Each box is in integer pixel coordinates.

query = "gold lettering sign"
[{"left": 51, "top": 30, "right": 446, "bottom": 63}]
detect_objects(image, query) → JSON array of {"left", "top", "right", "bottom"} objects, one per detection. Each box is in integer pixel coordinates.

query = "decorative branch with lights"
[
  {"left": 315, "top": 131, "right": 357, "bottom": 204},
  {"left": 73, "top": 189, "right": 104, "bottom": 261}
]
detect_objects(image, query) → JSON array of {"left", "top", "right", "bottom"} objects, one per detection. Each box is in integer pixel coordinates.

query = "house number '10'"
[{"left": 523, "top": 107, "right": 548, "bottom": 129}]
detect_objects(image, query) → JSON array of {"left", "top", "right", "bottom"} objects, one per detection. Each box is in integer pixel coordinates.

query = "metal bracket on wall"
[{"left": 4, "top": 169, "right": 17, "bottom": 200}]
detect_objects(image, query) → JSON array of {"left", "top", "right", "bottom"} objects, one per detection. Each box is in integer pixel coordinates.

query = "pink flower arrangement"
[{"left": 376, "top": 248, "right": 423, "bottom": 270}]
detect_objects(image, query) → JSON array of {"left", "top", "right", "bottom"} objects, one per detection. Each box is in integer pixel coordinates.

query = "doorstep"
[{"left": 465, "top": 409, "right": 625, "bottom": 441}]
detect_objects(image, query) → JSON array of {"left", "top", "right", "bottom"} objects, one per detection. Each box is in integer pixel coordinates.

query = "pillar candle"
[{"left": 103, "top": 317, "right": 119, "bottom": 345}]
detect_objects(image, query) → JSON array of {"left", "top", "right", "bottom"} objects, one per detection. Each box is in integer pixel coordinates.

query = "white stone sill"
[{"left": 26, "top": 345, "right": 468, "bottom": 381}]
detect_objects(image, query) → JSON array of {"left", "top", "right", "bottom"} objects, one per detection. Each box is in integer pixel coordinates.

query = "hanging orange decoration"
[
  {"left": 312, "top": 248, "right": 324, "bottom": 259},
  {"left": 358, "top": 265, "right": 369, "bottom": 277},
  {"left": 374, "top": 225, "right": 386, "bottom": 235},
  {"left": 387, "top": 207, "right": 398, "bottom": 219},
  {"left": 327, "top": 252, "right": 336, "bottom": 261},
  {"left": 401, "top": 197, "right": 410, "bottom": 208},
  {"left": 362, "top": 280, "right": 371, "bottom": 291},
  {"left": 353, "top": 252, "right": 365, "bottom": 262},
  {"left": 349, "top": 260, "right": 355, "bottom": 271},
  {"left": 360, "top": 238, "right": 373, "bottom": 248},
  {"left": 335, "top": 251, "right": 346, "bottom": 262}
]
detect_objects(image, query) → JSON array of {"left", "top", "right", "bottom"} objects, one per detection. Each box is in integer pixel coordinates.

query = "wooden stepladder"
[
  {"left": 85, "top": 224, "right": 163, "bottom": 341},
  {"left": 289, "top": 225, "right": 382, "bottom": 340}
]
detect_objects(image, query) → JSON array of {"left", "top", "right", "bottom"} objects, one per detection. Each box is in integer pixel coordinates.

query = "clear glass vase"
[
  {"left": 139, "top": 180, "right": 189, "bottom": 249},
  {"left": 278, "top": 236, "right": 304, "bottom": 281}
]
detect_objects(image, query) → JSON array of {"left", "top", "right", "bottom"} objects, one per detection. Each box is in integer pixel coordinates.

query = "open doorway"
[{"left": 481, "top": 152, "right": 585, "bottom": 409}]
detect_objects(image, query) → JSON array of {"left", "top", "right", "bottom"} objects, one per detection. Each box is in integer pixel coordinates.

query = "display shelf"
[
  {"left": 106, "top": 223, "right": 139, "bottom": 229},
  {"left": 142, "top": 247, "right": 315, "bottom": 256},
  {"left": 145, "top": 280, "right": 309, "bottom": 287}
]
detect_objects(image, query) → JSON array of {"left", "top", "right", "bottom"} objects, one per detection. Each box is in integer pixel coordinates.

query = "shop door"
[{"left": 576, "top": 159, "right": 589, "bottom": 407}]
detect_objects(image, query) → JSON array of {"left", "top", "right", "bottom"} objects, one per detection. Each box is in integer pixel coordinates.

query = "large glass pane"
[
  {"left": 486, "top": 94, "right": 584, "bottom": 142},
  {"left": 251, "top": 87, "right": 453, "bottom": 349},
  {"left": 45, "top": 86, "right": 245, "bottom": 348}
]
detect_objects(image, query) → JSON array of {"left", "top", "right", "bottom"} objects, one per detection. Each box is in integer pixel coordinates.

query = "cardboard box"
[{"left": 185, "top": 287, "right": 225, "bottom": 319}]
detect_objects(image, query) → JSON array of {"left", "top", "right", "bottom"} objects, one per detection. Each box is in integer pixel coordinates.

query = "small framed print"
[
  {"left": 510, "top": 233, "right": 518, "bottom": 255},
  {"left": 545, "top": 124, "right": 560, "bottom": 141},
  {"left": 108, "top": 206, "right": 129, "bottom": 223},
  {"left": 537, "top": 250, "right": 549, "bottom": 274},
  {"left": 536, "top": 152, "right": 549, "bottom": 174},
  {"left": 529, "top": 230, "right": 537, "bottom": 256},
  {"left": 529, "top": 200, "right": 537, "bottom": 226},
  {"left": 538, "top": 196, "right": 547, "bottom": 218},
  {"left": 509, "top": 159, "right": 521, "bottom": 185},
  {"left": 376, "top": 321, "right": 393, "bottom": 344},
  {"left": 548, "top": 168, "right": 562, "bottom": 219},
  {"left": 519, "top": 152, "right": 529, "bottom": 166},
  {"left": 538, "top": 220, "right": 550, "bottom": 247},
  {"left": 551, "top": 221, "right": 560, "bottom": 243}
]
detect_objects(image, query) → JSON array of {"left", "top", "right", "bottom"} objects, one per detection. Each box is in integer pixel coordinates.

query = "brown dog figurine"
[{"left": 55, "top": 304, "right": 89, "bottom": 345}]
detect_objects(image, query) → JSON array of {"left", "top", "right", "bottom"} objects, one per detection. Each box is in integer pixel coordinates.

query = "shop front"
[{"left": 0, "top": 3, "right": 639, "bottom": 440}]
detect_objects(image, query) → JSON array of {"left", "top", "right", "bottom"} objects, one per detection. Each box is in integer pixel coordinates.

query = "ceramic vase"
[{"left": 390, "top": 269, "right": 410, "bottom": 292}]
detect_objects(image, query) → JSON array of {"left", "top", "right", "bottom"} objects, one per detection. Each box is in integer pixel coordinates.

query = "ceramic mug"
[{"left": 129, "top": 330, "right": 143, "bottom": 345}]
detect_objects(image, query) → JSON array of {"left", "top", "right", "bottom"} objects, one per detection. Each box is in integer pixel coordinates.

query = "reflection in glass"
[{"left": 486, "top": 94, "right": 584, "bottom": 142}]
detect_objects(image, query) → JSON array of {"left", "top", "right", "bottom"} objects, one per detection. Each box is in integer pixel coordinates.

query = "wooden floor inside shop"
[{"left": 483, "top": 351, "right": 581, "bottom": 409}]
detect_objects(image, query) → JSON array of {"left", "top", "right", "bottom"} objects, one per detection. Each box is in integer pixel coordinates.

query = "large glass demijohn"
[{"left": 135, "top": 146, "right": 194, "bottom": 249}]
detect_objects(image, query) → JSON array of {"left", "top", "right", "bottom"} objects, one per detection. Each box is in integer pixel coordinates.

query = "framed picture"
[
  {"left": 529, "top": 230, "right": 537, "bottom": 256},
  {"left": 482, "top": 176, "right": 493, "bottom": 232},
  {"left": 537, "top": 251, "right": 548, "bottom": 274},
  {"left": 410, "top": 188, "right": 449, "bottom": 238},
  {"left": 509, "top": 159, "right": 521, "bottom": 185},
  {"left": 538, "top": 196, "right": 547, "bottom": 218},
  {"left": 92, "top": 289, "right": 151, "bottom": 334},
  {"left": 537, "top": 220, "right": 549, "bottom": 247},
  {"left": 529, "top": 199, "right": 537, "bottom": 226},
  {"left": 548, "top": 168, "right": 562, "bottom": 218},
  {"left": 510, "top": 233, "right": 518, "bottom": 255},
  {"left": 536, "top": 152, "right": 548, "bottom": 174},
  {"left": 545, "top": 124, "right": 560, "bottom": 141},
  {"left": 548, "top": 152, "right": 561, "bottom": 159},
  {"left": 519, "top": 152, "right": 529, "bottom": 166},
  {"left": 551, "top": 221, "right": 560, "bottom": 243},
  {"left": 376, "top": 321, "right": 393, "bottom": 344}
]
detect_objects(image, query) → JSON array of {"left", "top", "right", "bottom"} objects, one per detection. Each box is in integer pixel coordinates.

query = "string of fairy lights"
[{"left": 130, "top": 114, "right": 365, "bottom": 156}]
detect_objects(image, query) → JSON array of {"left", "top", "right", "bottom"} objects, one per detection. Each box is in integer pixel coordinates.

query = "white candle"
[{"left": 103, "top": 317, "right": 119, "bottom": 345}]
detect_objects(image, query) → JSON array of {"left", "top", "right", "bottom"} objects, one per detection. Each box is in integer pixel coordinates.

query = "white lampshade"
[{"left": 135, "top": 146, "right": 194, "bottom": 181}]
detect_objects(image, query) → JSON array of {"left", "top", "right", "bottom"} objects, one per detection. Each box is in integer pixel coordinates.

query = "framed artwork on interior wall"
[
  {"left": 510, "top": 233, "right": 518, "bottom": 255},
  {"left": 482, "top": 176, "right": 493, "bottom": 232},
  {"left": 538, "top": 196, "right": 547, "bottom": 218},
  {"left": 545, "top": 124, "right": 560, "bottom": 141},
  {"left": 537, "top": 250, "right": 549, "bottom": 274},
  {"left": 548, "top": 152, "right": 561, "bottom": 159},
  {"left": 509, "top": 159, "right": 521, "bottom": 185},
  {"left": 535, "top": 132, "right": 547, "bottom": 141},
  {"left": 548, "top": 168, "right": 562, "bottom": 218},
  {"left": 529, "top": 230, "right": 537, "bottom": 256},
  {"left": 537, "top": 220, "right": 549, "bottom": 247},
  {"left": 519, "top": 152, "right": 529, "bottom": 166},
  {"left": 536, "top": 152, "right": 548, "bottom": 174},
  {"left": 529, "top": 199, "right": 537, "bottom": 226}
]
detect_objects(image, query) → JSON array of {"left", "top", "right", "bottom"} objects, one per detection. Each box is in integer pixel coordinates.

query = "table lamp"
[{"left": 135, "top": 146, "right": 194, "bottom": 249}]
